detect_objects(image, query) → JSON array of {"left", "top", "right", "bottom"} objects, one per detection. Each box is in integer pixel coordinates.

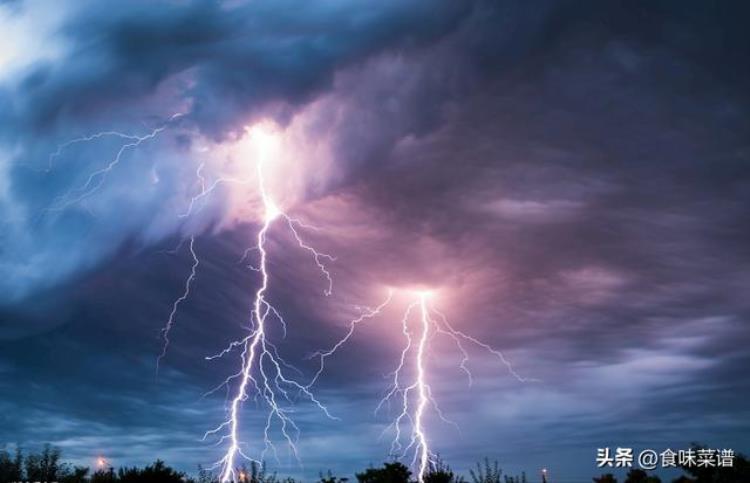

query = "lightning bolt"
[
  {"left": 413, "top": 295, "right": 430, "bottom": 482},
  {"left": 43, "top": 112, "right": 197, "bottom": 373},
  {"left": 178, "top": 161, "right": 256, "bottom": 220},
  {"left": 44, "top": 113, "right": 210, "bottom": 378},
  {"left": 156, "top": 158, "right": 259, "bottom": 363},
  {"left": 47, "top": 115, "right": 532, "bottom": 481},
  {"left": 312, "top": 290, "right": 534, "bottom": 483},
  {"left": 375, "top": 294, "right": 434, "bottom": 483},
  {"left": 382, "top": 293, "right": 536, "bottom": 482},
  {"left": 307, "top": 291, "right": 394, "bottom": 389},
  {"left": 156, "top": 235, "right": 200, "bottom": 375},
  {"left": 156, "top": 160, "right": 255, "bottom": 369},
  {"left": 177, "top": 127, "right": 337, "bottom": 482},
  {"left": 46, "top": 113, "right": 183, "bottom": 212}
]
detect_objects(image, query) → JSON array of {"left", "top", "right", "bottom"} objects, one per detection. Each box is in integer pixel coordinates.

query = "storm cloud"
[{"left": 1, "top": 0, "right": 749, "bottom": 481}]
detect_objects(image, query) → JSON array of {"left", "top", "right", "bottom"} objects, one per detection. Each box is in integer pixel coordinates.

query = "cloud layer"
[{"left": 1, "top": 0, "right": 749, "bottom": 480}]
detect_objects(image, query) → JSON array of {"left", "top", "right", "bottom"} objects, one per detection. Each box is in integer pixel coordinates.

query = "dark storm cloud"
[
  {"left": 6, "top": 0, "right": 471, "bottom": 138},
  {"left": 257, "top": 0, "right": 750, "bottom": 475},
  {"left": 0, "top": 0, "right": 472, "bottom": 305},
  {"left": 1, "top": 1, "right": 749, "bottom": 480}
]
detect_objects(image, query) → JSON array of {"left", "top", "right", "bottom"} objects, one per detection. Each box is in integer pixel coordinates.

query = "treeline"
[{"left": 0, "top": 445, "right": 747, "bottom": 483}]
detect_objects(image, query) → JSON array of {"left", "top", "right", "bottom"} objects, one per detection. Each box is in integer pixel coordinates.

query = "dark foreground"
[{"left": 0, "top": 445, "right": 747, "bottom": 483}]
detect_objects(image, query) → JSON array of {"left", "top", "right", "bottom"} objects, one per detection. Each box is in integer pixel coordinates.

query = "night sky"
[{"left": 1, "top": 1, "right": 749, "bottom": 481}]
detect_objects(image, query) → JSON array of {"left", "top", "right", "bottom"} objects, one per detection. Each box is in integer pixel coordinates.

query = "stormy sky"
[{"left": 1, "top": 0, "right": 749, "bottom": 481}]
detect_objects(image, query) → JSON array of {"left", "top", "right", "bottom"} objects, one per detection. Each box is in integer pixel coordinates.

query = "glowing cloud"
[
  {"left": 163, "top": 123, "right": 336, "bottom": 482},
  {"left": 311, "top": 287, "right": 533, "bottom": 482}
]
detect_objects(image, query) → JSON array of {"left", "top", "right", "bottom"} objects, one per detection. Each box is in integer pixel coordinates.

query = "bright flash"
[
  {"left": 47, "top": 113, "right": 531, "bottom": 480},
  {"left": 153, "top": 121, "right": 335, "bottom": 481},
  {"left": 310, "top": 285, "right": 533, "bottom": 483},
  {"left": 264, "top": 200, "right": 281, "bottom": 222},
  {"left": 251, "top": 125, "right": 283, "bottom": 222},
  {"left": 247, "top": 123, "right": 281, "bottom": 159},
  {"left": 195, "top": 121, "right": 336, "bottom": 482}
]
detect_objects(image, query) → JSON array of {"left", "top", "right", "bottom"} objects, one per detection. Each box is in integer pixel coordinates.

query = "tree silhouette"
[
  {"left": 0, "top": 448, "right": 23, "bottom": 483},
  {"left": 196, "top": 464, "right": 219, "bottom": 483},
  {"left": 355, "top": 462, "right": 411, "bottom": 483},
  {"left": 236, "top": 461, "right": 283, "bottom": 483},
  {"left": 593, "top": 474, "right": 618, "bottom": 483},
  {"left": 24, "top": 450, "right": 41, "bottom": 481},
  {"left": 91, "top": 468, "right": 116, "bottom": 483},
  {"left": 675, "top": 445, "right": 750, "bottom": 483},
  {"left": 423, "top": 456, "right": 465, "bottom": 483},
  {"left": 319, "top": 469, "right": 349, "bottom": 483},
  {"left": 60, "top": 466, "right": 90, "bottom": 483},
  {"left": 624, "top": 469, "right": 660, "bottom": 483},
  {"left": 20, "top": 444, "right": 63, "bottom": 482},
  {"left": 469, "top": 459, "right": 502, "bottom": 483},
  {"left": 503, "top": 473, "right": 527, "bottom": 483},
  {"left": 117, "top": 459, "right": 185, "bottom": 483},
  {"left": 2, "top": 441, "right": 748, "bottom": 483}
]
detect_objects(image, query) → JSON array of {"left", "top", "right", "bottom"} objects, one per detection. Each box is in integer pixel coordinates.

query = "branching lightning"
[
  {"left": 47, "top": 115, "right": 533, "bottom": 482},
  {"left": 167, "top": 126, "right": 338, "bottom": 482},
  {"left": 157, "top": 235, "right": 200, "bottom": 375},
  {"left": 177, "top": 161, "right": 255, "bottom": 220},
  {"left": 313, "top": 290, "right": 533, "bottom": 483},
  {"left": 307, "top": 291, "right": 394, "bottom": 389},
  {"left": 44, "top": 112, "right": 207, "bottom": 378},
  {"left": 49, "top": 118, "right": 338, "bottom": 481},
  {"left": 46, "top": 113, "right": 184, "bottom": 212}
]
